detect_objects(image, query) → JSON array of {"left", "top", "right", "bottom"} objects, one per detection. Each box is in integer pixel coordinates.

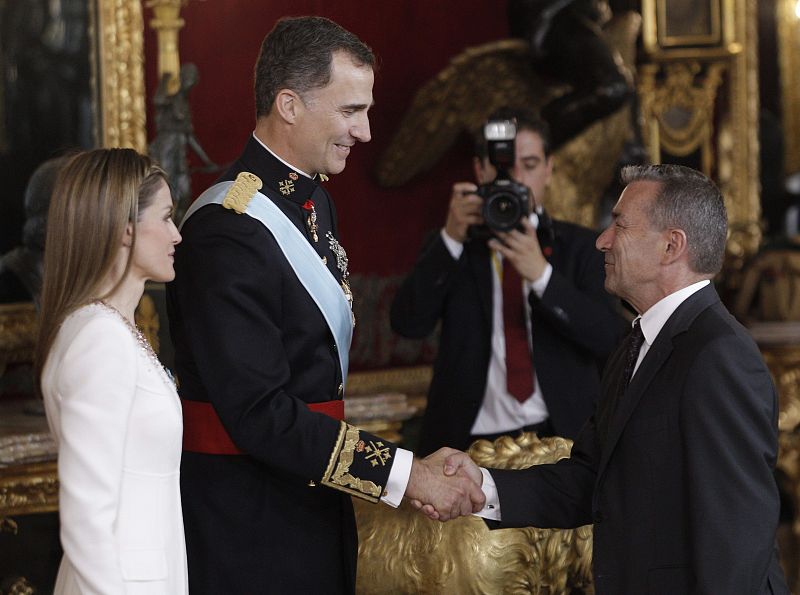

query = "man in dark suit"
[
  {"left": 167, "top": 16, "right": 483, "bottom": 595},
  {"left": 391, "top": 109, "right": 623, "bottom": 455},
  {"left": 427, "top": 164, "right": 789, "bottom": 594}
]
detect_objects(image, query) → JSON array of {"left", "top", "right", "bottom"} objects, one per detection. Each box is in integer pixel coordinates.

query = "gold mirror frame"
[
  {"left": 0, "top": 0, "right": 146, "bottom": 519},
  {"left": 94, "top": 0, "right": 147, "bottom": 151},
  {"left": 777, "top": 0, "right": 800, "bottom": 176},
  {"left": 639, "top": 0, "right": 760, "bottom": 266}
]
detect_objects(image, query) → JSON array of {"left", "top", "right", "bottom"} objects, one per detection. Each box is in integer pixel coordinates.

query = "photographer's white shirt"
[{"left": 440, "top": 212, "right": 552, "bottom": 435}]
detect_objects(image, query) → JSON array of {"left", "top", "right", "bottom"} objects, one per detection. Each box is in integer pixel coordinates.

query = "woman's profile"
[{"left": 36, "top": 148, "right": 186, "bottom": 594}]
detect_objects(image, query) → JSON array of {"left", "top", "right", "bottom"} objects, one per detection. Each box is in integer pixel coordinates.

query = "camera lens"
[{"left": 483, "top": 190, "right": 525, "bottom": 232}]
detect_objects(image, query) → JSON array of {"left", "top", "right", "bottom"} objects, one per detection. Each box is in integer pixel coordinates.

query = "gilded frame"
[
  {"left": 642, "top": 0, "right": 738, "bottom": 57},
  {"left": 0, "top": 303, "right": 37, "bottom": 380},
  {"left": 777, "top": 0, "right": 800, "bottom": 175},
  {"left": 659, "top": 0, "right": 722, "bottom": 47},
  {"left": 94, "top": 0, "right": 147, "bottom": 152},
  {"left": 0, "top": 0, "right": 146, "bottom": 380},
  {"left": 0, "top": 0, "right": 146, "bottom": 520},
  {"left": 638, "top": 0, "right": 761, "bottom": 263}
]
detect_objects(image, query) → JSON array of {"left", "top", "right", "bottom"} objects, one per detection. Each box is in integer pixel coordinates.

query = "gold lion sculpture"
[{"left": 354, "top": 433, "right": 593, "bottom": 594}]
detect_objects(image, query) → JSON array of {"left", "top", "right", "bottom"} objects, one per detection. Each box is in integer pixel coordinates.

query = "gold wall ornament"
[
  {"left": 777, "top": 0, "right": 800, "bottom": 175},
  {"left": 95, "top": 0, "right": 147, "bottom": 151},
  {"left": 724, "top": 0, "right": 761, "bottom": 257},
  {"left": 744, "top": 324, "right": 800, "bottom": 590},
  {"left": 134, "top": 293, "right": 160, "bottom": 355},
  {"left": 374, "top": 11, "right": 642, "bottom": 228},
  {"left": 642, "top": 0, "right": 738, "bottom": 57},
  {"left": 3, "top": 576, "right": 34, "bottom": 595},
  {"left": 777, "top": 429, "right": 800, "bottom": 591},
  {"left": 0, "top": 303, "right": 37, "bottom": 377},
  {"left": 638, "top": 61, "right": 726, "bottom": 175},
  {"left": 0, "top": 516, "right": 18, "bottom": 535},
  {"left": 764, "top": 345, "right": 800, "bottom": 432},
  {"left": 0, "top": 462, "right": 58, "bottom": 516},
  {"left": 346, "top": 365, "right": 432, "bottom": 398},
  {"left": 354, "top": 433, "right": 592, "bottom": 594},
  {"left": 721, "top": 220, "right": 764, "bottom": 295},
  {"left": 746, "top": 323, "right": 800, "bottom": 431},
  {"left": 145, "top": 0, "right": 188, "bottom": 96},
  {"left": 638, "top": 0, "right": 761, "bottom": 265}
]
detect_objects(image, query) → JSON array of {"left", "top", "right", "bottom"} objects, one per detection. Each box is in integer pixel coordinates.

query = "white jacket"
[{"left": 42, "top": 303, "right": 187, "bottom": 594}]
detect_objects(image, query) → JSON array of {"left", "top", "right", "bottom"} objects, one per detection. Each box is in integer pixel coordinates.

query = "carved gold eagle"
[{"left": 375, "top": 11, "right": 642, "bottom": 228}]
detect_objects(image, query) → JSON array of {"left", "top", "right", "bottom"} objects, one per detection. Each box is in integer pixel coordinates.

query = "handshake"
[{"left": 404, "top": 448, "right": 485, "bottom": 522}]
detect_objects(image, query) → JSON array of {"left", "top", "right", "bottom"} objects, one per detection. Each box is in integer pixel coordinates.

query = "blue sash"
[{"left": 181, "top": 182, "right": 353, "bottom": 387}]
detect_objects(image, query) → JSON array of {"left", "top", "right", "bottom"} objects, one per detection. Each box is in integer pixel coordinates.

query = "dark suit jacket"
[
  {"left": 490, "top": 285, "right": 789, "bottom": 594},
  {"left": 391, "top": 220, "right": 623, "bottom": 455},
  {"left": 167, "top": 137, "right": 397, "bottom": 594}
]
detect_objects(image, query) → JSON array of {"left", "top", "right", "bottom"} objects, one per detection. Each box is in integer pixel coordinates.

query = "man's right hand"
[
  {"left": 444, "top": 182, "right": 483, "bottom": 243},
  {"left": 404, "top": 448, "right": 485, "bottom": 521}
]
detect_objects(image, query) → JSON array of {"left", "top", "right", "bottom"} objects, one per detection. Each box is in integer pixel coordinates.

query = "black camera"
[{"left": 470, "top": 119, "right": 530, "bottom": 239}]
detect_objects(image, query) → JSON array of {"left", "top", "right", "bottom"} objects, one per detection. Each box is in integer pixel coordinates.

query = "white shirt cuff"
[
  {"left": 381, "top": 447, "right": 413, "bottom": 508},
  {"left": 528, "top": 262, "right": 552, "bottom": 298},
  {"left": 440, "top": 228, "right": 464, "bottom": 260},
  {"left": 473, "top": 467, "right": 501, "bottom": 520}
]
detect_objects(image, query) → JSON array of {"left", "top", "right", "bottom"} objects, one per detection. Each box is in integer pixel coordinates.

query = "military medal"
[
  {"left": 326, "top": 231, "right": 355, "bottom": 326},
  {"left": 279, "top": 179, "right": 295, "bottom": 195},
  {"left": 302, "top": 199, "right": 319, "bottom": 242}
]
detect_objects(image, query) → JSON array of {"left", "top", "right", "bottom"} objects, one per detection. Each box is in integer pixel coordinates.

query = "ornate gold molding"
[
  {"left": 641, "top": 0, "right": 739, "bottom": 58},
  {"left": 0, "top": 516, "right": 18, "bottom": 534},
  {"left": 355, "top": 434, "right": 593, "bottom": 594},
  {"left": 722, "top": 0, "right": 761, "bottom": 258},
  {"left": 346, "top": 365, "right": 432, "bottom": 397},
  {"left": 777, "top": 0, "right": 800, "bottom": 175},
  {"left": 638, "top": 61, "right": 726, "bottom": 174},
  {"left": 0, "top": 462, "right": 58, "bottom": 516},
  {"left": 135, "top": 293, "right": 160, "bottom": 355},
  {"left": 0, "top": 303, "right": 37, "bottom": 377},
  {"left": 94, "top": 0, "right": 147, "bottom": 151},
  {"left": 638, "top": 0, "right": 761, "bottom": 263},
  {"left": 759, "top": 344, "right": 800, "bottom": 432},
  {"left": 2, "top": 576, "right": 34, "bottom": 595}
]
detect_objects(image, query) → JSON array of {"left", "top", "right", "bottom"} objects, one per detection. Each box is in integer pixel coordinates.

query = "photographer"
[{"left": 391, "top": 108, "right": 623, "bottom": 455}]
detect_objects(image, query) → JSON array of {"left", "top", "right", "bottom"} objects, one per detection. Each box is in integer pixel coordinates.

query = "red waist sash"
[{"left": 181, "top": 398, "right": 344, "bottom": 455}]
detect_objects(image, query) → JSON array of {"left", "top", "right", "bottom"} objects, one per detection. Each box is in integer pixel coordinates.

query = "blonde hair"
[{"left": 35, "top": 148, "right": 167, "bottom": 390}]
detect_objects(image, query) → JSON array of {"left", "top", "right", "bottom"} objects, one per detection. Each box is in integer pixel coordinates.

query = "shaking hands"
[{"left": 404, "top": 448, "right": 485, "bottom": 521}]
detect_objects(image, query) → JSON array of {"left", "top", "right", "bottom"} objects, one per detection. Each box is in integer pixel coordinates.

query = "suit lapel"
[
  {"left": 597, "top": 285, "right": 721, "bottom": 478},
  {"left": 467, "top": 242, "right": 493, "bottom": 325}
]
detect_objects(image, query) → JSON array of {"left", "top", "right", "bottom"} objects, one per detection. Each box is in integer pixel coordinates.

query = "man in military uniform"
[{"left": 167, "top": 16, "right": 483, "bottom": 594}]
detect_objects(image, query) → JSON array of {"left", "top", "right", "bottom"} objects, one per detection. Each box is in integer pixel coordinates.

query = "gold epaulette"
[
  {"left": 320, "top": 422, "right": 387, "bottom": 503},
  {"left": 222, "top": 172, "right": 263, "bottom": 214}
]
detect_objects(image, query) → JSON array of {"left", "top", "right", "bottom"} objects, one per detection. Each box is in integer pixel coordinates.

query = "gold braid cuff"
[
  {"left": 321, "top": 421, "right": 382, "bottom": 503},
  {"left": 222, "top": 172, "right": 262, "bottom": 214}
]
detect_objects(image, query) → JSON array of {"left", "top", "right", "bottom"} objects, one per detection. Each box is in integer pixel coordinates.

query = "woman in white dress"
[{"left": 35, "top": 148, "right": 186, "bottom": 594}]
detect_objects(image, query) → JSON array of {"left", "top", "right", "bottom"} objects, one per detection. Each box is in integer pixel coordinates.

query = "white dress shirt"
[
  {"left": 440, "top": 212, "right": 552, "bottom": 435},
  {"left": 475, "top": 279, "right": 711, "bottom": 520}
]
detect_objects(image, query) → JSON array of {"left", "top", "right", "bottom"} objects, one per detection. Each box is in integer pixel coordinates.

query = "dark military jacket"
[{"left": 167, "top": 136, "right": 398, "bottom": 595}]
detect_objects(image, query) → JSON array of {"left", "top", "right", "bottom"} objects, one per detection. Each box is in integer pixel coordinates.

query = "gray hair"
[{"left": 620, "top": 164, "right": 727, "bottom": 274}]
